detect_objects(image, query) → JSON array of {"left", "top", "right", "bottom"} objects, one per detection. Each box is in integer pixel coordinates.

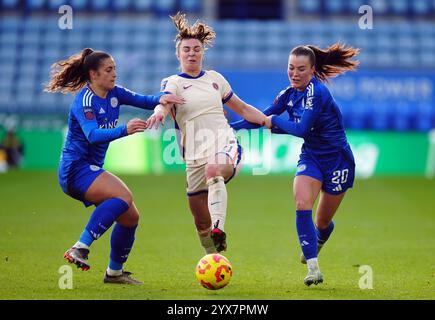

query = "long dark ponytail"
[
  {"left": 45, "top": 48, "right": 111, "bottom": 94},
  {"left": 291, "top": 43, "right": 360, "bottom": 82}
]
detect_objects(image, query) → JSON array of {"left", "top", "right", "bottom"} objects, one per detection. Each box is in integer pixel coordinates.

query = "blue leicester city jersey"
[
  {"left": 269, "top": 77, "right": 349, "bottom": 155},
  {"left": 61, "top": 85, "right": 161, "bottom": 167},
  {"left": 231, "top": 77, "right": 349, "bottom": 156}
]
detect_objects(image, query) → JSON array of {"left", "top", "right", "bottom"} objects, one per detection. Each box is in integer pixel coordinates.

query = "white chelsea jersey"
[{"left": 161, "top": 70, "right": 236, "bottom": 162}]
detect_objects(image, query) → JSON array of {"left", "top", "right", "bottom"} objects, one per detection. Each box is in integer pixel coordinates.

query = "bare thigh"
[
  {"left": 293, "top": 175, "right": 323, "bottom": 211},
  {"left": 84, "top": 171, "right": 140, "bottom": 227}
]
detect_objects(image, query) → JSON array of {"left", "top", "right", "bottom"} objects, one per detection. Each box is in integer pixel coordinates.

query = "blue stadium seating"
[
  {"left": 0, "top": 11, "right": 433, "bottom": 131},
  {"left": 1, "top": 0, "right": 19, "bottom": 9},
  {"left": 179, "top": 0, "right": 201, "bottom": 12},
  {"left": 298, "top": 0, "right": 321, "bottom": 14},
  {"left": 1, "top": 0, "right": 434, "bottom": 17}
]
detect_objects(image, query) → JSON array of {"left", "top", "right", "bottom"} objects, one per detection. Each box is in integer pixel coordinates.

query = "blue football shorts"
[
  {"left": 58, "top": 160, "right": 105, "bottom": 207},
  {"left": 295, "top": 146, "right": 356, "bottom": 195}
]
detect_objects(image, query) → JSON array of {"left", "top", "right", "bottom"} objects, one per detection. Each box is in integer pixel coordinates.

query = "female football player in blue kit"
[
  {"left": 232, "top": 44, "right": 360, "bottom": 286},
  {"left": 45, "top": 48, "right": 184, "bottom": 284}
]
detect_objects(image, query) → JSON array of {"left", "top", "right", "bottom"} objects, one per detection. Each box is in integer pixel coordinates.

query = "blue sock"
[
  {"left": 109, "top": 224, "right": 138, "bottom": 270},
  {"left": 296, "top": 210, "right": 317, "bottom": 260},
  {"left": 78, "top": 198, "right": 129, "bottom": 246},
  {"left": 79, "top": 229, "right": 94, "bottom": 247},
  {"left": 316, "top": 220, "right": 335, "bottom": 245}
]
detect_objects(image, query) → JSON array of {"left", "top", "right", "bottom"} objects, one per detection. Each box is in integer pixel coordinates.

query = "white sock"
[
  {"left": 307, "top": 258, "right": 320, "bottom": 271},
  {"left": 206, "top": 176, "right": 227, "bottom": 231},
  {"left": 74, "top": 241, "right": 89, "bottom": 250},
  {"left": 197, "top": 228, "right": 217, "bottom": 254},
  {"left": 106, "top": 267, "right": 123, "bottom": 276}
]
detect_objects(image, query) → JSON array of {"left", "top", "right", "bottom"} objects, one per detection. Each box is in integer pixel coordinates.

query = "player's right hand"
[{"left": 126, "top": 118, "right": 148, "bottom": 135}]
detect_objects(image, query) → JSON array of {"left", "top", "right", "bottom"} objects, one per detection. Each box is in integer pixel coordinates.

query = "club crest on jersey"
[
  {"left": 89, "top": 165, "right": 100, "bottom": 172},
  {"left": 304, "top": 97, "right": 313, "bottom": 110},
  {"left": 110, "top": 97, "right": 118, "bottom": 108},
  {"left": 84, "top": 107, "right": 94, "bottom": 120},
  {"left": 297, "top": 164, "right": 307, "bottom": 172},
  {"left": 212, "top": 82, "right": 219, "bottom": 90}
]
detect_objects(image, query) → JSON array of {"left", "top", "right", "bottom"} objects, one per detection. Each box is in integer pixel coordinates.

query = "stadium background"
[{"left": 0, "top": 0, "right": 434, "bottom": 300}]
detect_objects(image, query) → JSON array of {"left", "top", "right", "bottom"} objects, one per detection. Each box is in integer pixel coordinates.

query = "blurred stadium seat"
[{"left": 0, "top": 1, "right": 433, "bottom": 131}]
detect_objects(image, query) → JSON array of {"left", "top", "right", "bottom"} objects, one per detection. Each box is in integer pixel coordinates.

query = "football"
[{"left": 195, "top": 254, "right": 233, "bottom": 290}]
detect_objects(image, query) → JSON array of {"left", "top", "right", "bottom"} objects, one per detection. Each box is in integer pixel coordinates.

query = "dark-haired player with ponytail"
[
  {"left": 45, "top": 48, "right": 184, "bottom": 284},
  {"left": 232, "top": 43, "right": 360, "bottom": 286}
]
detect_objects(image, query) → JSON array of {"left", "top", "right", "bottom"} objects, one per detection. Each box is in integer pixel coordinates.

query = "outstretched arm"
[
  {"left": 265, "top": 98, "right": 321, "bottom": 138},
  {"left": 76, "top": 109, "right": 148, "bottom": 144},
  {"left": 146, "top": 103, "right": 173, "bottom": 129},
  {"left": 229, "top": 102, "right": 287, "bottom": 130},
  {"left": 116, "top": 86, "right": 184, "bottom": 110},
  {"left": 225, "top": 93, "right": 266, "bottom": 128}
]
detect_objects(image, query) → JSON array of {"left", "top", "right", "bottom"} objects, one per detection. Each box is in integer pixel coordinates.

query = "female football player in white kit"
[{"left": 146, "top": 12, "right": 266, "bottom": 254}]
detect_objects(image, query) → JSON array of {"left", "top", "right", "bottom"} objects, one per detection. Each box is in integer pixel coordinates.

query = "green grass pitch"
[{"left": 0, "top": 171, "right": 434, "bottom": 299}]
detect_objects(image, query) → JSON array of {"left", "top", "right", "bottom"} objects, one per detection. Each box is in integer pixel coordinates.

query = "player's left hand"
[
  {"left": 159, "top": 94, "right": 185, "bottom": 106},
  {"left": 146, "top": 110, "right": 165, "bottom": 129}
]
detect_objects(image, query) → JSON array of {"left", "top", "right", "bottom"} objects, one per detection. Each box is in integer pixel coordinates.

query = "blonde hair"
[{"left": 170, "top": 12, "right": 216, "bottom": 54}]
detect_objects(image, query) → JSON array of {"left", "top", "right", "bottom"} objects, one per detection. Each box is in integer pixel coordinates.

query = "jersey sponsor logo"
[
  {"left": 110, "top": 97, "right": 118, "bottom": 108},
  {"left": 89, "top": 165, "right": 100, "bottom": 172},
  {"left": 183, "top": 84, "right": 193, "bottom": 90},
  {"left": 84, "top": 107, "right": 94, "bottom": 120},
  {"left": 99, "top": 107, "right": 105, "bottom": 114},
  {"left": 212, "top": 82, "right": 219, "bottom": 90},
  {"left": 99, "top": 119, "right": 119, "bottom": 129},
  {"left": 297, "top": 164, "right": 306, "bottom": 172}
]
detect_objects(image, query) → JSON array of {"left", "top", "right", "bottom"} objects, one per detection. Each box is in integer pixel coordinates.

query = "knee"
[
  {"left": 295, "top": 198, "right": 313, "bottom": 211},
  {"left": 128, "top": 211, "right": 140, "bottom": 226},
  {"left": 118, "top": 205, "right": 140, "bottom": 228},
  {"left": 205, "top": 163, "right": 221, "bottom": 180},
  {"left": 117, "top": 189, "right": 133, "bottom": 208}
]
